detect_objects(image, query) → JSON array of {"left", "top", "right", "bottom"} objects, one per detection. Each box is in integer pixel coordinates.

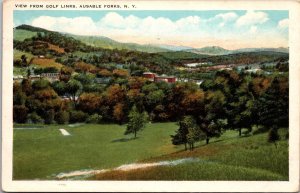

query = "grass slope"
[
  {"left": 30, "top": 58, "right": 63, "bottom": 69},
  {"left": 13, "top": 29, "right": 37, "bottom": 41},
  {"left": 13, "top": 123, "right": 288, "bottom": 180},
  {"left": 13, "top": 122, "right": 178, "bottom": 179},
  {"left": 94, "top": 128, "right": 289, "bottom": 181},
  {"left": 13, "top": 49, "right": 34, "bottom": 61}
]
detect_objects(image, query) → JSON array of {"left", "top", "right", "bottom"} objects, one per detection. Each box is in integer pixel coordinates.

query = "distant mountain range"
[
  {"left": 156, "top": 45, "right": 289, "bottom": 55},
  {"left": 14, "top": 24, "right": 289, "bottom": 55}
]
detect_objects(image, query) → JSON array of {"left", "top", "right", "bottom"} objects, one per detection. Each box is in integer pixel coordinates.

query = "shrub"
[
  {"left": 13, "top": 105, "right": 28, "bottom": 123},
  {"left": 69, "top": 110, "right": 88, "bottom": 123},
  {"left": 55, "top": 111, "right": 70, "bottom": 124},
  {"left": 44, "top": 109, "right": 55, "bottom": 124},
  {"left": 86, "top": 114, "right": 103, "bottom": 124},
  {"left": 268, "top": 127, "right": 280, "bottom": 148},
  {"left": 32, "top": 79, "right": 50, "bottom": 90},
  {"left": 27, "top": 112, "right": 43, "bottom": 123}
]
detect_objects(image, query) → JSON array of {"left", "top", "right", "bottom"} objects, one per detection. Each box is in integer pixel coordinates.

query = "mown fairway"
[
  {"left": 13, "top": 123, "right": 178, "bottom": 179},
  {"left": 13, "top": 123, "right": 288, "bottom": 180}
]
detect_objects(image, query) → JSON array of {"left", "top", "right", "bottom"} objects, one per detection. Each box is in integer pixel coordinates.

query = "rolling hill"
[
  {"left": 69, "top": 35, "right": 170, "bottom": 53},
  {"left": 14, "top": 25, "right": 289, "bottom": 56},
  {"left": 187, "top": 46, "right": 289, "bottom": 56}
]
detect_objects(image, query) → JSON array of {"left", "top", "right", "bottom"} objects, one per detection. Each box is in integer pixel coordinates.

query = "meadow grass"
[
  {"left": 13, "top": 123, "right": 288, "bottom": 180},
  {"left": 13, "top": 49, "right": 34, "bottom": 61},
  {"left": 95, "top": 128, "right": 289, "bottom": 181},
  {"left": 14, "top": 29, "right": 37, "bottom": 41},
  {"left": 13, "top": 122, "right": 178, "bottom": 179},
  {"left": 30, "top": 58, "right": 63, "bottom": 69}
]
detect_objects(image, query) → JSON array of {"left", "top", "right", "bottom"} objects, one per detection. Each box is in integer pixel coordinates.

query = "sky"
[{"left": 14, "top": 10, "right": 289, "bottom": 50}]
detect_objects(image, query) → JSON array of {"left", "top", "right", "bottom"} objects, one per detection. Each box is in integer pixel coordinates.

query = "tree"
[
  {"left": 74, "top": 61, "right": 96, "bottom": 73},
  {"left": 13, "top": 105, "right": 28, "bottom": 123},
  {"left": 125, "top": 105, "right": 148, "bottom": 138},
  {"left": 66, "top": 79, "right": 82, "bottom": 104},
  {"left": 171, "top": 116, "right": 202, "bottom": 150},
  {"left": 55, "top": 111, "right": 70, "bottom": 124},
  {"left": 113, "top": 103, "right": 125, "bottom": 124},
  {"left": 257, "top": 77, "right": 288, "bottom": 129},
  {"left": 52, "top": 81, "right": 66, "bottom": 96},
  {"left": 21, "top": 54, "right": 27, "bottom": 67},
  {"left": 268, "top": 126, "right": 280, "bottom": 148},
  {"left": 44, "top": 109, "right": 55, "bottom": 124},
  {"left": 77, "top": 93, "right": 102, "bottom": 114}
]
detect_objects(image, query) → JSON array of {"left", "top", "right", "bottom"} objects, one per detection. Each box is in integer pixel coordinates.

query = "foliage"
[
  {"left": 55, "top": 111, "right": 70, "bottom": 124},
  {"left": 86, "top": 114, "right": 103, "bottom": 124},
  {"left": 125, "top": 105, "right": 148, "bottom": 138},
  {"left": 44, "top": 109, "right": 55, "bottom": 124},
  {"left": 13, "top": 105, "right": 28, "bottom": 123},
  {"left": 268, "top": 127, "right": 280, "bottom": 148},
  {"left": 27, "top": 112, "right": 43, "bottom": 124},
  {"left": 69, "top": 110, "right": 88, "bottom": 123},
  {"left": 171, "top": 116, "right": 203, "bottom": 150}
]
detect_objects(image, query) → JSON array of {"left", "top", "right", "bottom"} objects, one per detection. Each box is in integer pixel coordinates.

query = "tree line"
[{"left": 14, "top": 69, "right": 288, "bottom": 143}]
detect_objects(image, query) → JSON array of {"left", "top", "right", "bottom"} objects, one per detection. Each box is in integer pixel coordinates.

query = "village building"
[
  {"left": 29, "top": 74, "right": 41, "bottom": 81},
  {"left": 143, "top": 72, "right": 176, "bottom": 83},
  {"left": 143, "top": 72, "right": 156, "bottom": 81},
  {"left": 41, "top": 73, "right": 60, "bottom": 81},
  {"left": 13, "top": 75, "right": 24, "bottom": 82},
  {"left": 154, "top": 75, "right": 176, "bottom": 83}
]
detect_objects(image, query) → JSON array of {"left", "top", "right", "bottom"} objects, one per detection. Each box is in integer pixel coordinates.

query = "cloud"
[
  {"left": 236, "top": 11, "right": 269, "bottom": 26},
  {"left": 215, "top": 12, "right": 238, "bottom": 21},
  {"left": 31, "top": 12, "right": 203, "bottom": 39},
  {"left": 250, "top": 26, "right": 257, "bottom": 34},
  {"left": 278, "top": 18, "right": 289, "bottom": 29},
  {"left": 28, "top": 11, "right": 288, "bottom": 49},
  {"left": 31, "top": 16, "right": 98, "bottom": 35}
]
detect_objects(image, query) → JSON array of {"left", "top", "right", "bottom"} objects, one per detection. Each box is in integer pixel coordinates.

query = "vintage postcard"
[{"left": 2, "top": 0, "right": 300, "bottom": 192}]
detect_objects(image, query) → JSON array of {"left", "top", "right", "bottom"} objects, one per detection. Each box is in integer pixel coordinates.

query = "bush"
[
  {"left": 86, "top": 114, "right": 103, "bottom": 124},
  {"left": 55, "top": 111, "right": 70, "bottom": 124},
  {"left": 69, "top": 110, "right": 88, "bottom": 123},
  {"left": 27, "top": 112, "right": 43, "bottom": 123},
  {"left": 268, "top": 127, "right": 280, "bottom": 147},
  {"left": 44, "top": 109, "right": 55, "bottom": 124},
  {"left": 13, "top": 105, "right": 28, "bottom": 123},
  {"left": 32, "top": 79, "right": 50, "bottom": 90}
]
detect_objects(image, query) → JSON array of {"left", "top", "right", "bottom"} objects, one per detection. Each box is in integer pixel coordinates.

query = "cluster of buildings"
[
  {"left": 143, "top": 72, "right": 176, "bottom": 83},
  {"left": 143, "top": 72, "right": 203, "bottom": 85},
  {"left": 13, "top": 73, "right": 60, "bottom": 82}
]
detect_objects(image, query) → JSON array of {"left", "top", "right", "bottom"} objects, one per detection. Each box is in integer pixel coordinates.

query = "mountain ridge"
[{"left": 14, "top": 24, "right": 289, "bottom": 55}]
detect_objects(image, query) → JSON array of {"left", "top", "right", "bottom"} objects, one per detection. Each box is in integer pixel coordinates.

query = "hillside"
[
  {"left": 187, "top": 46, "right": 231, "bottom": 55},
  {"left": 14, "top": 25, "right": 170, "bottom": 53},
  {"left": 187, "top": 46, "right": 289, "bottom": 56},
  {"left": 13, "top": 24, "right": 289, "bottom": 75},
  {"left": 70, "top": 35, "right": 170, "bottom": 53}
]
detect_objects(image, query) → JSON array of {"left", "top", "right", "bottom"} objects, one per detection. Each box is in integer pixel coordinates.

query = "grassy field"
[
  {"left": 13, "top": 49, "right": 34, "bottom": 61},
  {"left": 30, "top": 58, "right": 63, "bottom": 69},
  {"left": 13, "top": 123, "right": 289, "bottom": 180},
  {"left": 14, "top": 29, "right": 37, "bottom": 41},
  {"left": 13, "top": 122, "right": 178, "bottom": 179},
  {"left": 95, "top": 129, "right": 288, "bottom": 180}
]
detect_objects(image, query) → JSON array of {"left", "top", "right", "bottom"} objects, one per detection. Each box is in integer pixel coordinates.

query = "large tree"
[
  {"left": 171, "top": 115, "right": 203, "bottom": 150},
  {"left": 124, "top": 105, "right": 148, "bottom": 138}
]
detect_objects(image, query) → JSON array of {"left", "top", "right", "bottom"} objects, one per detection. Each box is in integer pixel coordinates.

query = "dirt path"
[{"left": 56, "top": 158, "right": 200, "bottom": 179}]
